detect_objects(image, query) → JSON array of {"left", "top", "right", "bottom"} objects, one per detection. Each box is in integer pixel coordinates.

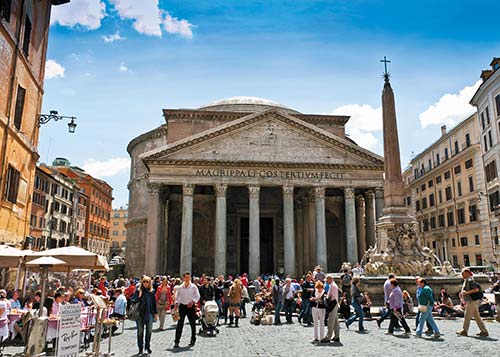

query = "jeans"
[
  {"left": 388, "top": 308, "right": 410, "bottom": 334},
  {"left": 346, "top": 300, "right": 364, "bottom": 330},
  {"left": 175, "top": 304, "right": 197, "bottom": 344},
  {"left": 274, "top": 302, "right": 282, "bottom": 324},
  {"left": 136, "top": 316, "right": 153, "bottom": 352},
  {"left": 284, "top": 299, "right": 294, "bottom": 322},
  {"left": 415, "top": 310, "right": 432, "bottom": 330},
  {"left": 416, "top": 305, "right": 440, "bottom": 336},
  {"left": 299, "top": 298, "right": 312, "bottom": 324}
]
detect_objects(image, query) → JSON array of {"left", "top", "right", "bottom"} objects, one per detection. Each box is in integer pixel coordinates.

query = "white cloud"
[
  {"left": 119, "top": 62, "right": 129, "bottom": 72},
  {"left": 50, "top": 0, "right": 106, "bottom": 30},
  {"left": 82, "top": 158, "right": 130, "bottom": 178},
  {"left": 110, "top": 0, "right": 163, "bottom": 37},
  {"left": 419, "top": 80, "right": 481, "bottom": 128},
  {"left": 163, "top": 11, "right": 193, "bottom": 38},
  {"left": 102, "top": 31, "right": 126, "bottom": 43},
  {"left": 332, "top": 104, "right": 382, "bottom": 150},
  {"left": 45, "top": 59, "right": 65, "bottom": 79}
]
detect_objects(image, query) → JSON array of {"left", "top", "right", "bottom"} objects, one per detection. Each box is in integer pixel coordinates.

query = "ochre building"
[{"left": 126, "top": 97, "right": 384, "bottom": 277}]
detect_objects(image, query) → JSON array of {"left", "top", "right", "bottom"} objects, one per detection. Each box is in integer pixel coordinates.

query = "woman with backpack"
[{"left": 456, "top": 268, "right": 489, "bottom": 337}]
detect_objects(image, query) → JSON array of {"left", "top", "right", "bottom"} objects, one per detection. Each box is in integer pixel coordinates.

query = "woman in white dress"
[{"left": 0, "top": 289, "right": 9, "bottom": 344}]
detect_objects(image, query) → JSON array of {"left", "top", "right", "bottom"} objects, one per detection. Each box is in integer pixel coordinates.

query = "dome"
[{"left": 198, "top": 96, "right": 300, "bottom": 114}]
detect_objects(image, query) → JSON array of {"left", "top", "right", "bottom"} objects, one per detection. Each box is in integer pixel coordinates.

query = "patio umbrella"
[
  {"left": 25, "top": 256, "right": 68, "bottom": 267},
  {"left": 0, "top": 244, "right": 24, "bottom": 268},
  {"left": 26, "top": 246, "right": 109, "bottom": 271}
]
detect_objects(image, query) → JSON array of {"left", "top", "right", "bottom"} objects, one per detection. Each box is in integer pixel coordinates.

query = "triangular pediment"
[{"left": 141, "top": 109, "right": 383, "bottom": 169}]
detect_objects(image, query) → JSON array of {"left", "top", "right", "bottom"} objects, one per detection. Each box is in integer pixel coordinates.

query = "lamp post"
[{"left": 38, "top": 110, "right": 77, "bottom": 133}]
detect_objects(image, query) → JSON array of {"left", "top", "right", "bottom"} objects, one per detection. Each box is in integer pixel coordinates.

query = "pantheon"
[{"left": 126, "top": 97, "right": 384, "bottom": 277}]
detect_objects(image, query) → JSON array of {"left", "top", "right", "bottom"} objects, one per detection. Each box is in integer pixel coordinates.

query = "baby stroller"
[{"left": 199, "top": 300, "right": 220, "bottom": 336}]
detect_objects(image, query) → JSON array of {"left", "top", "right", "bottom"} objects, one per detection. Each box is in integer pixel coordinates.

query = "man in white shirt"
[
  {"left": 325, "top": 275, "right": 340, "bottom": 343},
  {"left": 174, "top": 272, "right": 200, "bottom": 349},
  {"left": 282, "top": 278, "right": 296, "bottom": 323}
]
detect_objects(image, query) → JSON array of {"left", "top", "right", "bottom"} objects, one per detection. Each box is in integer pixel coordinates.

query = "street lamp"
[{"left": 38, "top": 110, "right": 77, "bottom": 133}]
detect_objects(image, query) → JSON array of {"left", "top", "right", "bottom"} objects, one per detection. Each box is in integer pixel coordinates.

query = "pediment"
[{"left": 142, "top": 110, "right": 383, "bottom": 169}]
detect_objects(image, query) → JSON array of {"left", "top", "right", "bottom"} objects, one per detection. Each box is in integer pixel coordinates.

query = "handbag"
[
  {"left": 127, "top": 302, "right": 140, "bottom": 321},
  {"left": 171, "top": 307, "right": 180, "bottom": 322},
  {"left": 417, "top": 304, "right": 427, "bottom": 313}
]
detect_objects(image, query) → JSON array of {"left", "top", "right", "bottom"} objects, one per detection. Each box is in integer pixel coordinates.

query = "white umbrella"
[
  {"left": 0, "top": 244, "right": 24, "bottom": 268},
  {"left": 26, "top": 246, "right": 109, "bottom": 271},
  {"left": 26, "top": 256, "right": 68, "bottom": 267}
]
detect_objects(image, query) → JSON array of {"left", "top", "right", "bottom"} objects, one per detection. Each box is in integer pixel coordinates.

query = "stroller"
[{"left": 199, "top": 300, "right": 220, "bottom": 336}]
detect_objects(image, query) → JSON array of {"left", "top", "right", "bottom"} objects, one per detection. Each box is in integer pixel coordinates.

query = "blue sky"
[{"left": 40, "top": 0, "right": 500, "bottom": 207}]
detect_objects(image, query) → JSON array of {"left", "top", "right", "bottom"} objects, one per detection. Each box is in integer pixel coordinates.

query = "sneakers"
[
  {"left": 456, "top": 330, "right": 468, "bottom": 336},
  {"left": 432, "top": 333, "right": 441, "bottom": 339},
  {"left": 425, "top": 329, "right": 433, "bottom": 335},
  {"left": 477, "top": 331, "right": 489, "bottom": 337}
]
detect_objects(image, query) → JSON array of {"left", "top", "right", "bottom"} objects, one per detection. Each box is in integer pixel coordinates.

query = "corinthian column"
[
  {"left": 248, "top": 186, "right": 260, "bottom": 278},
  {"left": 283, "top": 185, "right": 295, "bottom": 275},
  {"left": 365, "top": 190, "right": 376, "bottom": 249},
  {"left": 214, "top": 184, "right": 227, "bottom": 276},
  {"left": 180, "top": 184, "right": 194, "bottom": 274},
  {"left": 315, "top": 187, "right": 327, "bottom": 269},
  {"left": 374, "top": 188, "right": 384, "bottom": 221},
  {"left": 355, "top": 195, "right": 367, "bottom": 260},
  {"left": 344, "top": 188, "right": 358, "bottom": 264},
  {"left": 145, "top": 183, "right": 162, "bottom": 276}
]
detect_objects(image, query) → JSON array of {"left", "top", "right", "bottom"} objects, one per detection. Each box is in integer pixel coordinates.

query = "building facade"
[
  {"left": 470, "top": 57, "right": 500, "bottom": 266},
  {"left": 403, "top": 114, "right": 497, "bottom": 268},
  {"left": 0, "top": 0, "right": 69, "bottom": 247},
  {"left": 127, "top": 97, "right": 385, "bottom": 277},
  {"left": 29, "top": 164, "right": 87, "bottom": 250},
  {"left": 110, "top": 206, "right": 127, "bottom": 258},
  {"left": 52, "top": 158, "right": 113, "bottom": 257}
]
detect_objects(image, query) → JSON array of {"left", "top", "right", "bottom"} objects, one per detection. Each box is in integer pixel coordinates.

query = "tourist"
[
  {"left": 240, "top": 283, "right": 249, "bottom": 318},
  {"left": 72, "top": 288, "right": 88, "bottom": 307},
  {"left": 456, "top": 268, "right": 489, "bottom": 337},
  {"left": 222, "top": 280, "right": 231, "bottom": 324},
  {"left": 0, "top": 290, "right": 8, "bottom": 343},
  {"left": 313, "top": 265, "right": 326, "bottom": 282},
  {"left": 132, "top": 276, "right": 158, "bottom": 355},
  {"left": 437, "top": 291, "right": 455, "bottom": 317},
  {"left": 299, "top": 274, "right": 314, "bottom": 325},
  {"left": 228, "top": 278, "right": 243, "bottom": 327},
  {"left": 352, "top": 263, "right": 364, "bottom": 275},
  {"left": 362, "top": 292, "right": 372, "bottom": 319},
  {"left": 199, "top": 277, "right": 215, "bottom": 306},
  {"left": 345, "top": 277, "right": 366, "bottom": 332},
  {"left": 174, "top": 272, "right": 200, "bottom": 348},
  {"left": 272, "top": 278, "right": 283, "bottom": 325},
  {"left": 377, "top": 274, "right": 395, "bottom": 328},
  {"left": 402, "top": 290, "right": 413, "bottom": 317},
  {"left": 253, "top": 276, "right": 261, "bottom": 294},
  {"left": 340, "top": 269, "right": 352, "bottom": 301},
  {"left": 98, "top": 277, "right": 108, "bottom": 297},
  {"left": 8, "top": 290, "right": 21, "bottom": 309},
  {"left": 338, "top": 292, "right": 351, "bottom": 320},
  {"left": 282, "top": 278, "right": 296, "bottom": 323},
  {"left": 414, "top": 276, "right": 431, "bottom": 333},
  {"left": 386, "top": 278, "right": 410, "bottom": 336},
  {"left": 213, "top": 281, "right": 223, "bottom": 322},
  {"left": 415, "top": 278, "right": 440, "bottom": 338},
  {"left": 325, "top": 275, "right": 340, "bottom": 343},
  {"left": 310, "top": 280, "right": 327, "bottom": 342},
  {"left": 155, "top": 276, "right": 171, "bottom": 330}
]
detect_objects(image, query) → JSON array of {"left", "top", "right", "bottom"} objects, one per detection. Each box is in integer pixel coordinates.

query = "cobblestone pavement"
[{"left": 4, "top": 313, "right": 499, "bottom": 356}]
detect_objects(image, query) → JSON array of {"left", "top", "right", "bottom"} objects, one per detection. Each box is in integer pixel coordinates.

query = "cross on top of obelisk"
[{"left": 380, "top": 56, "right": 391, "bottom": 83}]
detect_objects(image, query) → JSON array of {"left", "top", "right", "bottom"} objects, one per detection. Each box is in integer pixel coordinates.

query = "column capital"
[
  {"left": 344, "top": 187, "right": 355, "bottom": 199},
  {"left": 183, "top": 184, "right": 195, "bottom": 196},
  {"left": 355, "top": 195, "right": 364, "bottom": 207},
  {"left": 248, "top": 185, "right": 260, "bottom": 199},
  {"left": 314, "top": 186, "right": 325, "bottom": 199},
  {"left": 147, "top": 183, "right": 162, "bottom": 194},
  {"left": 283, "top": 185, "right": 294, "bottom": 199},
  {"left": 374, "top": 187, "right": 384, "bottom": 199},
  {"left": 215, "top": 184, "right": 228, "bottom": 197},
  {"left": 364, "top": 190, "right": 375, "bottom": 200}
]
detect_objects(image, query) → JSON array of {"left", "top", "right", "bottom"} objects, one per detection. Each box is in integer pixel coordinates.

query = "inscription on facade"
[{"left": 195, "top": 169, "right": 344, "bottom": 180}]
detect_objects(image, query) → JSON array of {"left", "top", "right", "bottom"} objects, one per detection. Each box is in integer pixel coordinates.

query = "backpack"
[
  {"left": 342, "top": 274, "right": 352, "bottom": 287},
  {"left": 470, "top": 281, "right": 483, "bottom": 301}
]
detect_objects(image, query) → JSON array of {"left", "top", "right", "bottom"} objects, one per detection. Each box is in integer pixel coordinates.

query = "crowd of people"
[{"left": 0, "top": 265, "right": 499, "bottom": 356}]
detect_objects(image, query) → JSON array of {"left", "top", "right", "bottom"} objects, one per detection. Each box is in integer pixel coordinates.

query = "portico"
[{"left": 126, "top": 97, "right": 384, "bottom": 277}]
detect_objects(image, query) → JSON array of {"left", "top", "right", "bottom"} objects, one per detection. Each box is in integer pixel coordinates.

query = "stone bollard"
[{"left": 495, "top": 293, "right": 500, "bottom": 322}]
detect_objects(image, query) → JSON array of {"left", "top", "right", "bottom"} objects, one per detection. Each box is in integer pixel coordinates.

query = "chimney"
[{"left": 441, "top": 125, "right": 447, "bottom": 136}]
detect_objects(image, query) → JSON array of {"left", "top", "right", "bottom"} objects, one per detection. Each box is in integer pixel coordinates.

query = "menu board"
[{"left": 56, "top": 304, "right": 81, "bottom": 357}]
